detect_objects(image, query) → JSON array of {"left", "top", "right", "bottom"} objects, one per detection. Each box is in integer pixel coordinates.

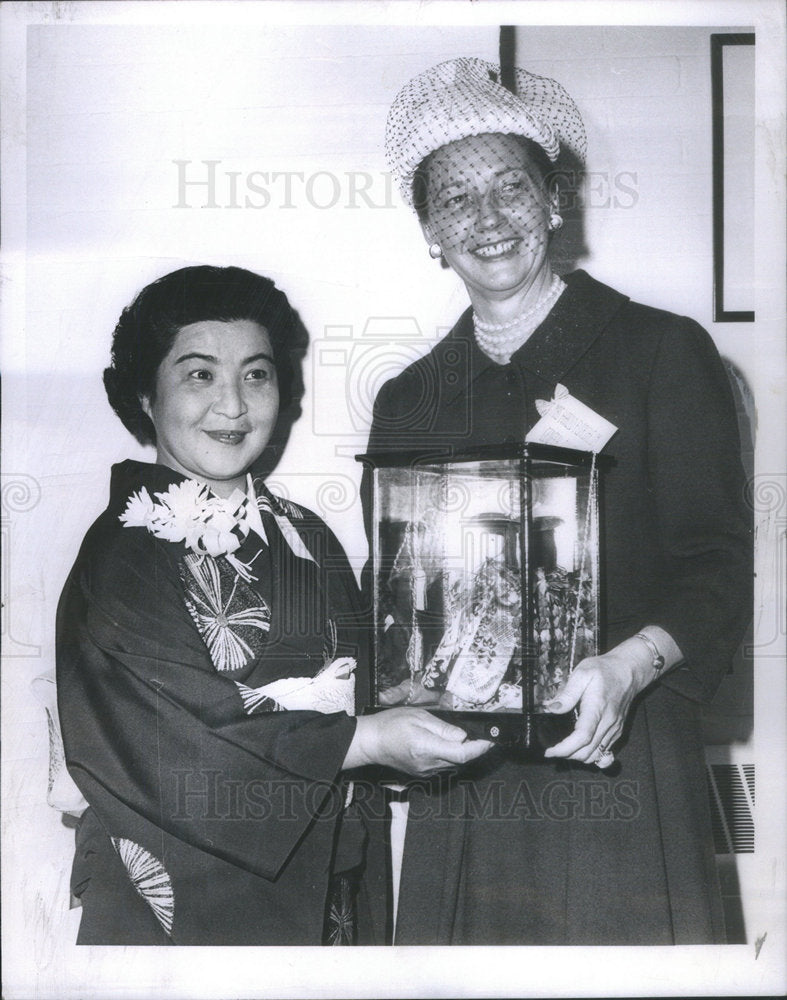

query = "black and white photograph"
[{"left": 1, "top": 1, "right": 785, "bottom": 997}]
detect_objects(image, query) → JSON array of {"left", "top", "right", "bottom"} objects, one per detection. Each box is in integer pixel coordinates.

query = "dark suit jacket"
[{"left": 363, "top": 270, "right": 752, "bottom": 944}]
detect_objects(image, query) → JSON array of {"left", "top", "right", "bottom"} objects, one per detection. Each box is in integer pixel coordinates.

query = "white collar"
[
  {"left": 244, "top": 475, "right": 317, "bottom": 565},
  {"left": 244, "top": 473, "right": 268, "bottom": 545}
]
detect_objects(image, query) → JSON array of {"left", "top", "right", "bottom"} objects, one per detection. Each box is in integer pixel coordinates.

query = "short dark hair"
[
  {"left": 103, "top": 265, "right": 299, "bottom": 445},
  {"left": 411, "top": 132, "right": 554, "bottom": 225}
]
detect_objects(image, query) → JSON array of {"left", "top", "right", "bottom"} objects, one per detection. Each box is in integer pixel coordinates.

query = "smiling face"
[
  {"left": 142, "top": 319, "right": 279, "bottom": 497},
  {"left": 422, "top": 132, "right": 554, "bottom": 305}
]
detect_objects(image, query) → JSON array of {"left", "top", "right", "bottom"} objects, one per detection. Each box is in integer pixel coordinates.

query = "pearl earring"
[
  {"left": 428, "top": 243, "right": 443, "bottom": 259},
  {"left": 548, "top": 211, "right": 563, "bottom": 232}
]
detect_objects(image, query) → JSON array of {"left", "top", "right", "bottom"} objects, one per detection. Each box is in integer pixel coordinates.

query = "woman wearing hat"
[{"left": 364, "top": 58, "right": 752, "bottom": 944}]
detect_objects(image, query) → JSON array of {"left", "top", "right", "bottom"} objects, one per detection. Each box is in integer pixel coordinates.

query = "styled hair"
[{"left": 103, "top": 265, "right": 298, "bottom": 445}]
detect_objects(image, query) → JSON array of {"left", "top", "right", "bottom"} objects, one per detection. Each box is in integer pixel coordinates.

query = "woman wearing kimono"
[
  {"left": 56, "top": 264, "right": 491, "bottom": 945},
  {"left": 363, "top": 59, "right": 753, "bottom": 944}
]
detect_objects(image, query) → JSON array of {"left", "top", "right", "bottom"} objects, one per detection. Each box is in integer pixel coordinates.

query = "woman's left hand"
[{"left": 542, "top": 634, "right": 665, "bottom": 766}]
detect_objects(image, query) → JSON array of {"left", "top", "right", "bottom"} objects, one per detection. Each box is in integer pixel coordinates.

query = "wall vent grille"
[{"left": 707, "top": 763, "right": 754, "bottom": 854}]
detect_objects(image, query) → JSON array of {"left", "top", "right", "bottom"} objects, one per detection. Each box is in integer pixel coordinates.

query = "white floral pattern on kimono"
[
  {"left": 179, "top": 552, "right": 271, "bottom": 674},
  {"left": 111, "top": 838, "right": 174, "bottom": 937}
]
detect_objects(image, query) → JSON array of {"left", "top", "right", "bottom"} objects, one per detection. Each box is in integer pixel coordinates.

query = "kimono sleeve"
[{"left": 56, "top": 522, "right": 357, "bottom": 881}]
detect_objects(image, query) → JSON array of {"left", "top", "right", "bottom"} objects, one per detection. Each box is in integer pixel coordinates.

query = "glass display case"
[{"left": 358, "top": 443, "right": 604, "bottom": 754}]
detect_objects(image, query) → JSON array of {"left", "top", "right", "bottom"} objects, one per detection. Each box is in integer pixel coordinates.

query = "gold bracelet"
[{"left": 634, "top": 632, "right": 665, "bottom": 673}]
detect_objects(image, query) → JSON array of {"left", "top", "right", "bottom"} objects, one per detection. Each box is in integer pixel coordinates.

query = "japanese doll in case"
[{"left": 360, "top": 444, "right": 604, "bottom": 754}]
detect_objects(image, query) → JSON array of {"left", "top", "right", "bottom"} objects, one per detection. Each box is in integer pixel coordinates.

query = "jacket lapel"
[
  {"left": 515, "top": 270, "right": 629, "bottom": 384},
  {"left": 433, "top": 270, "right": 630, "bottom": 406}
]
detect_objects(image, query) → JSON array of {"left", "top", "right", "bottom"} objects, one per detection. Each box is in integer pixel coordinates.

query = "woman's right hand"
[{"left": 343, "top": 708, "right": 492, "bottom": 777}]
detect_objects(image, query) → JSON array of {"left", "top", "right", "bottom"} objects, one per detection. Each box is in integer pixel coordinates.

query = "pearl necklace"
[{"left": 473, "top": 275, "right": 565, "bottom": 363}]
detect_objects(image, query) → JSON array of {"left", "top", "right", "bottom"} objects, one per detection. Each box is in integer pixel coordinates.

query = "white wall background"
[{"left": 2, "top": 3, "right": 785, "bottom": 999}]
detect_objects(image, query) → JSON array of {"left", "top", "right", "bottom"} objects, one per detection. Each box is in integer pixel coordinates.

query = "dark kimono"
[
  {"left": 57, "top": 460, "right": 369, "bottom": 945},
  {"left": 363, "top": 271, "right": 753, "bottom": 944}
]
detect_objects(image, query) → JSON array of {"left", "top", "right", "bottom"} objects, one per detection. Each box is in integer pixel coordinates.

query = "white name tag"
[{"left": 526, "top": 383, "right": 617, "bottom": 452}]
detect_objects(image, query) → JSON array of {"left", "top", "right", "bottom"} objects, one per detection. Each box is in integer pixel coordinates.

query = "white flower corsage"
[{"left": 120, "top": 479, "right": 260, "bottom": 581}]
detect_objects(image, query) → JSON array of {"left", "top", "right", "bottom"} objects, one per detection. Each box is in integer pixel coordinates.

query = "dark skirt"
[{"left": 393, "top": 689, "right": 726, "bottom": 945}]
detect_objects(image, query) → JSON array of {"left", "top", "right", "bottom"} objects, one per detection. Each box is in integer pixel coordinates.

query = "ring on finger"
[{"left": 594, "top": 744, "right": 615, "bottom": 766}]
